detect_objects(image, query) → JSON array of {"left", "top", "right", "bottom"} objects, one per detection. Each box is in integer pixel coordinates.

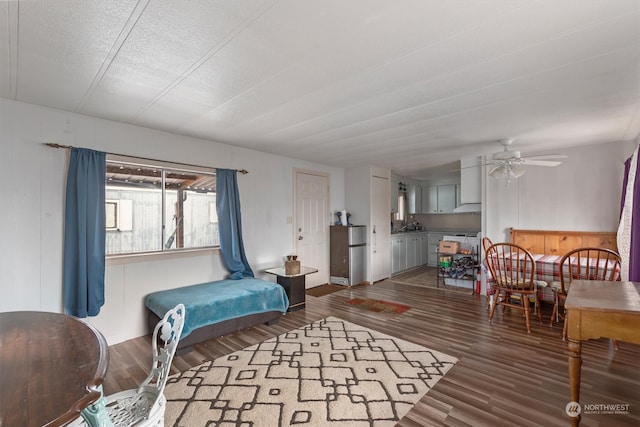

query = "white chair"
[{"left": 73, "top": 304, "right": 185, "bottom": 427}]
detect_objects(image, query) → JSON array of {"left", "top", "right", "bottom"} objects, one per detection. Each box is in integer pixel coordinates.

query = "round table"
[{"left": 0, "top": 311, "right": 109, "bottom": 427}]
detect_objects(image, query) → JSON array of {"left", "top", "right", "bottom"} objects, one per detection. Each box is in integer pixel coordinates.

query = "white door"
[
  {"left": 295, "top": 170, "right": 329, "bottom": 288},
  {"left": 371, "top": 175, "right": 391, "bottom": 282}
]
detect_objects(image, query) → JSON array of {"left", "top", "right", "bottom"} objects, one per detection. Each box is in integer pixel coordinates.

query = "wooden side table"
[
  {"left": 265, "top": 266, "right": 318, "bottom": 311},
  {"left": 565, "top": 280, "right": 640, "bottom": 426}
]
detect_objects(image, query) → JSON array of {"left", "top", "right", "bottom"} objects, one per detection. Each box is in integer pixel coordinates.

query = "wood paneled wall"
[{"left": 509, "top": 228, "right": 618, "bottom": 255}]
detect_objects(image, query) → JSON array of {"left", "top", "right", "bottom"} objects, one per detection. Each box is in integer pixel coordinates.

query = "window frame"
[{"left": 105, "top": 154, "right": 220, "bottom": 260}]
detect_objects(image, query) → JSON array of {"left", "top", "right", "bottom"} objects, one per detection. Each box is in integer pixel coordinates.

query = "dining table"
[
  {"left": 0, "top": 311, "right": 111, "bottom": 427},
  {"left": 484, "top": 253, "right": 562, "bottom": 306},
  {"left": 564, "top": 280, "right": 640, "bottom": 426},
  {"left": 486, "top": 253, "right": 620, "bottom": 302}
]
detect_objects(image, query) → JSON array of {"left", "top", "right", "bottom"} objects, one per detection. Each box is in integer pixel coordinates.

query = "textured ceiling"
[{"left": 2, "top": 0, "right": 639, "bottom": 179}]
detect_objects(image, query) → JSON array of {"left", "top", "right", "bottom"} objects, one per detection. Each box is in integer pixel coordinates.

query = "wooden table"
[
  {"left": 565, "top": 280, "right": 640, "bottom": 426},
  {"left": 265, "top": 266, "right": 318, "bottom": 312},
  {"left": 0, "top": 311, "right": 110, "bottom": 427}
]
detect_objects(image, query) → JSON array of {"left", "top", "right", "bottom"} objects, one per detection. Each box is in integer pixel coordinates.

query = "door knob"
[{"left": 298, "top": 236, "right": 303, "bottom": 240}]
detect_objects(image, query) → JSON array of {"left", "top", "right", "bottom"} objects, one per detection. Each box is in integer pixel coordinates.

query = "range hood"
[{"left": 453, "top": 203, "right": 482, "bottom": 213}]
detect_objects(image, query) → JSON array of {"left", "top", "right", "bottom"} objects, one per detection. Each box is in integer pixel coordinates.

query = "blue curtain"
[
  {"left": 216, "top": 169, "right": 254, "bottom": 279},
  {"left": 63, "top": 148, "right": 106, "bottom": 317}
]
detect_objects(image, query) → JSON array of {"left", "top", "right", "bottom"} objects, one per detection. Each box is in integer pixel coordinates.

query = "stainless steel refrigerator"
[{"left": 330, "top": 225, "right": 366, "bottom": 286}]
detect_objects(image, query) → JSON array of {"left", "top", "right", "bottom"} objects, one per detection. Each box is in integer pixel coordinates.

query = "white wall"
[
  {"left": 480, "top": 140, "right": 637, "bottom": 294},
  {"left": 0, "top": 99, "right": 345, "bottom": 344},
  {"left": 484, "top": 140, "right": 636, "bottom": 242}
]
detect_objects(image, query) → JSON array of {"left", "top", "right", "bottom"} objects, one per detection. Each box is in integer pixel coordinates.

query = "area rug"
[
  {"left": 164, "top": 317, "right": 457, "bottom": 426},
  {"left": 306, "top": 284, "right": 345, "bottom": 297},
  {"left": 346, "top": 298, "right": 411, "bottom": 314}
]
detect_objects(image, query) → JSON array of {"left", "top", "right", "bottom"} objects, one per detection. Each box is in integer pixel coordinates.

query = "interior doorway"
[{"left": 294, "top": 169, "right": 329, "bottom": 288}]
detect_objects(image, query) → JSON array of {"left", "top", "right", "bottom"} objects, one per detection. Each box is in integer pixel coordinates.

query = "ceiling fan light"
[
  {"left": 510, "top": 163, "right": 526, "bottom": 178},
  {"left": 489, "top": 164, "right": 508, "bottom": 179}
]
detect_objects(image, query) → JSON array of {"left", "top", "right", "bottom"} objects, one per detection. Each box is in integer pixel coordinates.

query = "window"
[
  {"left": 105, "top": 159, "right": 219, "bottom": 255},
  {"left": 105, "top": 200, "right": 119, "bottom": 230},
  {"left": 395, "top": 193, "right": 406, "bottom": 221}
]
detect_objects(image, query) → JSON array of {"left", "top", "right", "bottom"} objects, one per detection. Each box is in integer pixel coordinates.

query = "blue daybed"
[{"left": 145, "top": 277, "right": 289, "bottom": 351}]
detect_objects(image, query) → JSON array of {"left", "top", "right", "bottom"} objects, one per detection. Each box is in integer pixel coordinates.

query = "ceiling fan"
[{"left": 467, "top": 138, "right": 567, "bottom": 181}]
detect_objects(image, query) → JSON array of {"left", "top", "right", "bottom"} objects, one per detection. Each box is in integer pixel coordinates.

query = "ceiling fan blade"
[
  {"left": 521, "top": 154, "right": 568, "bottom": 160},
  {"left": 522, "top": 159, "right": 563, "bottom": 167},
  {"left": 450, "top": 161, "right": 497, "bottom": 172}
]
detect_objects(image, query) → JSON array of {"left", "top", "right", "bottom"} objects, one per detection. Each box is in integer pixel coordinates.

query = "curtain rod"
[{"left": 43, "top": 142, "right": 249, "bottom": 175}]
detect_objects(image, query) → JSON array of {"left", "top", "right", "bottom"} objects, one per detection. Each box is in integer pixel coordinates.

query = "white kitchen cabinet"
[
  {"left": 391, "top": 232, "right": 429, "bottom": 274},
  {"left": 422, "top": 186, "right": 438, "bottom": 213},
  {"left": 460, "top": 157, "right": 482, "bottom": 204},
  {"left": 390, "top": 191, "right": 399, "bottom": 214},
  {"left": 421, "top": 185, "right": 457, "bottom": 214},
  {"left": 408, "top": 183, "right": 421, "bottom": 214},
  {"left": 420, "top": 235, "right": 429, "bottom": 265},
  {"left": 437, "top": 184, "right": 456, "bottom": 213},
  {"left": 406, "top": 235, "right": 420, "bottom": 269},
  {"left": 391, "top": 236, "right": 407, "bottom": 274}
]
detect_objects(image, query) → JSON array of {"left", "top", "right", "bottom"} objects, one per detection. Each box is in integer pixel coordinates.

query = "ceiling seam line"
[
  {"left": 75, "top": 0, "right": 152, "bottom": 113},
  {"left": 130, "top": 0, "right": 280, "bottom": 121}
]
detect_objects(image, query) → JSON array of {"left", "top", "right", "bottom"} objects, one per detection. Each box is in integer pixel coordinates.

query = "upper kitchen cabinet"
[
  {"left": 422, "top": 186, "right": 437, "bottom": 213},
  {"left": 422, "top": 184, "right": 457, "bottom": 214},
  {"left": 390, "top": 175, "right": 400, "bottom": 213},
  {"left": 408, "top": 183, "right": 421, "bottom": 214},
  {"left": 460, "top": 157, "right": 482, "bottom": 204}
]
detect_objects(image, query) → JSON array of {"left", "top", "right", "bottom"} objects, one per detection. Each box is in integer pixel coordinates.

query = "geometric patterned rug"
[{"left": 164, "top": 317, "right": 458, "bottom": 426}]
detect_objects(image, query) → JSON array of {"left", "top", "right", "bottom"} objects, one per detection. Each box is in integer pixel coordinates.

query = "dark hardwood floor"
[{"left": 105, "top": 280, "right": 640, "bottom": 426}]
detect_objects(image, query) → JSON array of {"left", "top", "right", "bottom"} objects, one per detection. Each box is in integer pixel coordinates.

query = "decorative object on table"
[
  {"left": 163, "top": 317, "right": 457, "bottom": 427},
  {"left": 334, "top": 210, "right": 342, "bottom": 225},
  {"left": 284, "top": 254, "right": 300, "bottom": 275},
  {"left": 334, "top": 210, "right": 351, "bottom": 226}
]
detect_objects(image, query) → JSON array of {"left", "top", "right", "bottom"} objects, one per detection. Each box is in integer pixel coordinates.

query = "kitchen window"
[{"left": 106, "top": 159, "right": 219, "bottom": 255}]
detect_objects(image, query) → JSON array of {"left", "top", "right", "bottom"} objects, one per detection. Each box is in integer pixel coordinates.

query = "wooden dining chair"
[
  {"left": 481, "top": 237, "right": 493, "bottom": 253},
  {"left": 485, "top": 242, "right": 542, "bottom": 333},
  {"left": 549, "top": 247, "right": 621, "bottom": 340}
]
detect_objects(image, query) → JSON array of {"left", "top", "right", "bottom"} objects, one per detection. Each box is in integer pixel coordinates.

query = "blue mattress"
[{"left": 145, "top": 277, "right": 289, "bottom": 338}]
